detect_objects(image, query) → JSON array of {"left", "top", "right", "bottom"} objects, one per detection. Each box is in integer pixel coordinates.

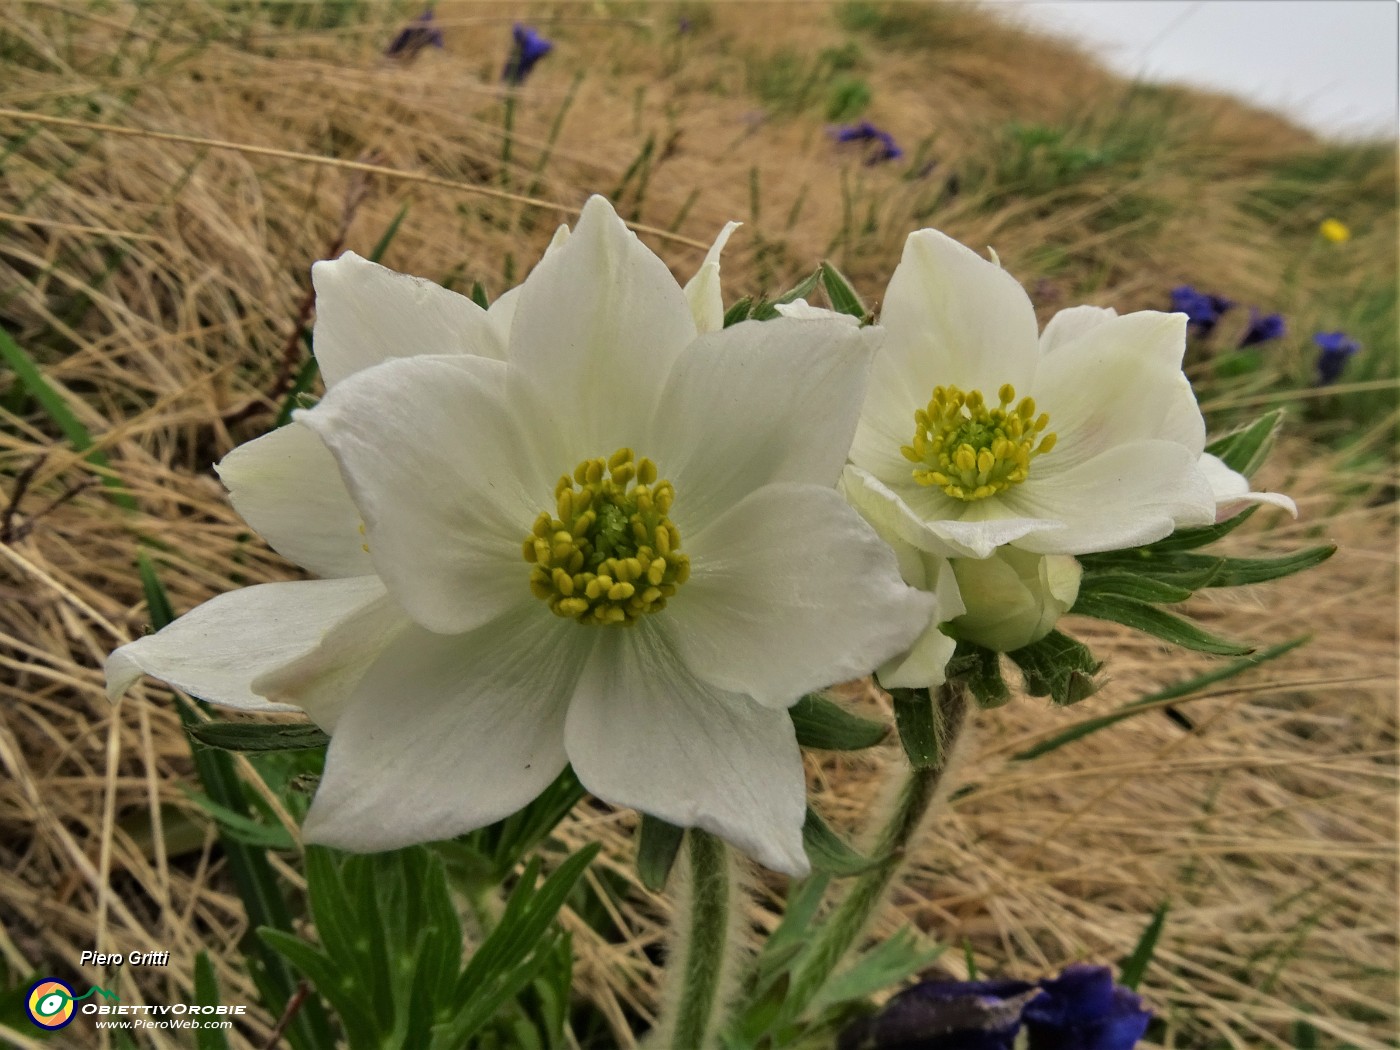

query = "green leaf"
[
  {"left": 1119, "top": 901, "right": 1168, "bottom": 990},
  {"left": 889, "top": 686, "right": 938, "bottom": 768},
  {"left": 186, "top": 720, "right": 330, "bottom": 753},
  {"left": 1133, "top": 505, "right": 1258, "bottom": 554},
  {"left": 193, "top": 952, "right": 233, "bottom": 1050},
  {"left": 946, "top": 643, "right": 1010, "bottom": 709},
  {"left": 1169, "top": 546, "right": 1336, "bottom": 588},
  {"left": 749, "top": 268, "right": 823, "bottom": 321},
  {"left": 723, "top": 296, "right": 754, "bottom": 327},
  {"left": 1005, "top": 630, "right": 1102, "bottom": 706},
  {"left": 181, "top": 789, "right": 295, "bottom": 851},
  {"left": 469, "top": 281, "right": 490, "bottom": 309},
  {"left": 637, "top": 814, "right": 685, "bottom": 892},
  {"left": 1206, "top": 410, "right": 1282, "bottom": 476},
  {"left": 802, "top": 807, "right": 882, "bottom": 877},
  {"left": 1077, "top": 572, "right": 1196, "bottom": 604},
  {"left": 1072, "top": 592, "right": 1254, "bottom": 656},
  {"left": 274, "top": 355, "right": 320, "bottom": 429},
  {"left": 463, "top": 765, "right": 587, "bottom": 883},
  {"left": 791, "top": 693, "right": 888, "bottom": 750},
  {"left": 1292, "top": 1018, "right": 1320, "bottom": 1049},
  {"left": 368, "top": 202, "right": 410, "bottom": 263},
  {"left": 819, "top": 261, "right": 868, "bottom": 319},
  {"left": 137, "top": 552, "right": 176, "bottom": 629},
  {"left": 1012, "top": 636, "right": 1306, "bottom": 761},
  {"left": 0, "top": 327, "right": 137, "bottom": 511},
  {"left": 809, "top": 927, "right": 943, "bottom": 1013}
]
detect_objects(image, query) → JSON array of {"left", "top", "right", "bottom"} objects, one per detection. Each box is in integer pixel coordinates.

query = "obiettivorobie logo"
[{"left": 25, "top": 979, "right": 119, "bottom": 1030}]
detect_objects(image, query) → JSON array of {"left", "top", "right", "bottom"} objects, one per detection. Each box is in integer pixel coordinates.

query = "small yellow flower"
[{"left": 1319, "top": 218, "right": 1351, "bottom": 243}]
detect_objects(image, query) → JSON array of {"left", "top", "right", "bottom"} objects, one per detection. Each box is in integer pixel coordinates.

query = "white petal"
[
  {"left": 878, "top": 606, "right": 958, "bottom": 691},
  {"left": 566, "top": 620, "right": 808, "bottom": 875},
  {"left": 311, "top": 252, "right": 508, "bottom": 388},
  {"left": 651, "top": 318, "right": 880, "bottom": 529},
  {"left": 871, "top": 229, "right": 1041, "bottom": 426},
  {"left": 481, "top": 222, "right": 571, "bottom": 347},
  {"left": 303, "top": 605, "right": 582, "bottom": 852},
  {"left": 1198, "top": 453, "right": 1298, "bottom": 520},
  {"left": 298, "top": 355, "right": 551, "bottom": 636},
  {"left": 106, "top": 576, "right": 390, "bottom": 713},
  {"left": 251, "top": 590, "right": 411, "bottom": 731},
  {"left": 841, "top": 466, "right": 1051, "bottom": 560},
  {"left": 683, "top": 220, "right": 741, "bottom": 334},
  {"left": 1033, "top": 311, "right": 1202, "bottom": 467},
  {"left": 1038, "top": 305, "right": 1118, "bottom": 354},
  {"left": 507, "top": 195, "right": 697, "bottom": 456},
  {"left": 773, "top": 299, "right": 861, "bottom": 325},
  {"left": 672, "top": 484, "right": 935, "bottom": 708},
  {"left": 215, "top": 422, "right": 373, "bottom": 579},
  {"left": 1004, "top": 441, "right": 1216, "bottom": 554}
]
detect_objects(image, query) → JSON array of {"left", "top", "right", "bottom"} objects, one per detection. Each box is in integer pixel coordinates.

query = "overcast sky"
[{"left": 994, "top": 1, "right": 1398, "bottom": 140}]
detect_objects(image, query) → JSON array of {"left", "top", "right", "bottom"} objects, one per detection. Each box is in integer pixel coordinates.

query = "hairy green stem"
[
  {"left": 786, "top": 679, "right": 971, "bottom": 1018},
  {"left": 672, "top": 829, "right": 732, "bottom": 1049}
]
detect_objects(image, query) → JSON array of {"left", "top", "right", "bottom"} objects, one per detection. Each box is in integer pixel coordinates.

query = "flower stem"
[
  {"left": 670, "top": 829, "right": 732, "bottom": 1050},
  {"left": 786, "top": 679, "right": 970, "bottom": 1018}
]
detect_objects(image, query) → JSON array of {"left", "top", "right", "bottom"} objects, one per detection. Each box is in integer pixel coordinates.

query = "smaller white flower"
[
  {"left": 844, "top": 230, "right": 1293, "bottom": 564},
  {"left": 947, "top": 548, "right": 1082, "bottom": 653}
]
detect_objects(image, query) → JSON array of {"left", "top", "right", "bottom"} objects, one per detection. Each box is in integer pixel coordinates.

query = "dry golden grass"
[{"left": 0, "top": 2, "right": 1395, "bottom": 1047}]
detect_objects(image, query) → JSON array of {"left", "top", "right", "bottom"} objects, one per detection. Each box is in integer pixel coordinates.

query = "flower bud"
[{"left": 948, "top": 548, "right": 1081, "bottom": 652}]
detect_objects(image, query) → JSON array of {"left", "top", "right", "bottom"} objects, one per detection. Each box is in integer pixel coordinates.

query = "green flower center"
[
  {"left": 900, "top": 383, "right": 1056, "bottom": 501},
  {"left": 523, "top": 448, "right": 690, "bottom": 626}
]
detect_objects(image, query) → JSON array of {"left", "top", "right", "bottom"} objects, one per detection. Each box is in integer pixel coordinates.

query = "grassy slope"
[{"left": 0, "top": 2, "right": 1395, "bottom": 1047}]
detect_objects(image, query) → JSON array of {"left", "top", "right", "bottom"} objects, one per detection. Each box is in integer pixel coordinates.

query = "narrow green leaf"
[
  {"left": 810, "top": 928, "right": 943, "bottom": 1012},
  {"left": 802, "top": 807, "right": 882, "bottom": 877},
  {"left": 368, "top": 202, "right": 410, "bottom": 263},
  {"left": 1077, "top": 572, "right": 1196, "bottom": 604},
  {"left": 260, "top": 928, "right": 378, "bottom": 1043},
  {"left": 889, "top": 686, "right": 938, "bottom": 768},
  {"left": 749, "top": 268, "right": 823, "bottom": 321},
  {"left": 1206, "top": 410, "right": 1283, "bottom": 476},
  {"left": 757, "top": 874, "right": 831, "bottom": 978},
  {"left": 193, "top": 952, "right": 233, "bottom": 1050},
  {"left": 469, "top": 280, "right": 490, "bottom": 309},
  {"left": 1072, "top": 592, "right": 1254, "bottom": 656},
  {"left": 1013, "top": 636, "right": 1306, "bottom": 761},
  {"left": 962, "top": 939, "right": 978, "bottom": 980},
  {"left": 637, "top": 814, "right": 685, "bottom": 892},
  {"left": 819, "top": 260, "right": 867, "bottom": 319},
  {"left": 1176, "top": 545, "right": 1337, "bottom": 587},
  {"left": 181, "top": 788, "right": 295, "bottom": 851},
  {"left": 1005, "top": 630, "right": 1102, "bottom": 706},
  {"left": 274, "top": 355, "right": 320, "bottom": 429},
  {"left": 1119, "top": 901, "right": 1169, "bottom": 990},
  {"left": 0, "top": 327, "right": 137, "bottom": 511},
  {"left": 186, "top": 720, "right": 330, "bottom": 753},
  {"left": 790, "top": 693, "right": 888, "bottom": 751}
]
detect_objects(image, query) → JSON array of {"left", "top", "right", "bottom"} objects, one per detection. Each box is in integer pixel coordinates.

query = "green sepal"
[
  {"left": 636, "top": 814, "right": 685, "bottom": 892},
  {"left": 888, "top": 686, "right": 938, "bottom": 768},
  {"left": 818, "top": 261, "right": 869, "bottom": 321},
  {"left": 1005, "top": 630, "right": 1102, "bottom": 706},
  {"left": 802, "top": 807, "right": 883, "bottom": 877},
  {"left": 749, "top": 267, "right": 823, "bottom": 321},
  {"left": 945, "top": 643, "right": 1011, "bottom": 709},
  {"left": 723, "top": 296, "right": 755, "bottom": 327},
  {"left": 1071, "top": 592, "right": 1254, "bottom": 656},
  {"left": 791, "top": 693, "right": 888, "bottom": 750},
  {"left": 186, "top": 720, "right": 330, "bottom": 753},
  {"left": 1206, "top": 409, "right": 1283, "bottom": 476}
]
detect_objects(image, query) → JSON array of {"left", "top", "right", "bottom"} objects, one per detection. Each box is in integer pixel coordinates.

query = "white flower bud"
[{"left": 948, "top": 548, "right": 1081, "bottom": 652}]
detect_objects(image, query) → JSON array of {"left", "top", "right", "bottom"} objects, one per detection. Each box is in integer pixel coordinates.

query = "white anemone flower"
[
  {"left": 843, "top": 229, "right": 1294, "bottom": 564},
  {"left": 107, "top": 196, "right": 934, "bottom": 875}
]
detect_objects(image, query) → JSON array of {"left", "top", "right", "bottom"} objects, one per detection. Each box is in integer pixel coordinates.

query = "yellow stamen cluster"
[
  {"left": 523, "top": 448, "right": 690, "bottom": 626},
  {"left": 901, "top": 383, "right": 1056, "bottom": 501}
]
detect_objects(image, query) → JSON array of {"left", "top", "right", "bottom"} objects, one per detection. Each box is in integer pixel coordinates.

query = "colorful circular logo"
[{"left": 26, "top": 979, "right": 76, "bottom": 1030}]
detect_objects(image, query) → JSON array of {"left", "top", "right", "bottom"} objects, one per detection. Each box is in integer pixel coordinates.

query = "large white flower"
[
  {"left": 107, "top": 197, "right": 933, "bottom": 875},
  {"left": 843, "top": 230, "right": 1293, "bottom": 562}
]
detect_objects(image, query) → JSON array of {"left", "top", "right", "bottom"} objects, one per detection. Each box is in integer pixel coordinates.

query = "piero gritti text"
[{"left": 80, "top": 950, "right": 170, "bottom": 967}]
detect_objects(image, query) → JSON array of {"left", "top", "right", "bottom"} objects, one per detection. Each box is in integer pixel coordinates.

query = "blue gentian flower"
[
  {"left": 832, "top": 121, "right": 904, "bottom": 165},
  {"left": 1313, "top": 331, "right": 1361, "bottom": 385},
  {"left": 385, "top": 8, "right": 444, "bottom": 59},
  {"left": 1170, "top": 285, "right": 1233, "bottom": 335},
  {"left": 1238, "top": 308, "right": 1286, "bottom": 347},
  {"left": 502, "top": 23, "right": 553, "bottom": 85},
  {"left": 838, "top": 965, "right": 1150, "bottom": 1050},
  {"left": 1022, "top": 965, "right": 1153, "bottom": 1050}
]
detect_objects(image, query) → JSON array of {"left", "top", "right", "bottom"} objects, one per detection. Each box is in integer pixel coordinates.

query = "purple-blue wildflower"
[
  {"left": 1239, "top": 308, "right": 1287, "bottom": 348},
  {"left": 1313, "top": 331, "right": 1361, "bottom": 386},
  {"left": 832, "top": 121, "right": 904, "bottom": 165},
  {"left": 385, "top": 7, "right": 444, "bottom": 59},
  {"left": 1170, "top": 285, "right": 1233, "bottom": 335},
  {"left": 838, "top": 965, "right": 1151, "bottom": 1050},
  {"left": 502, "top": 23, "right": 553, "bottom": 85}
]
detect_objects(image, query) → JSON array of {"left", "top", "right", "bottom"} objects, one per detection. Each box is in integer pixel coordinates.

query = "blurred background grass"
[{"left": 0, "top": 2, "right": 1395, "bottom": 1047}]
